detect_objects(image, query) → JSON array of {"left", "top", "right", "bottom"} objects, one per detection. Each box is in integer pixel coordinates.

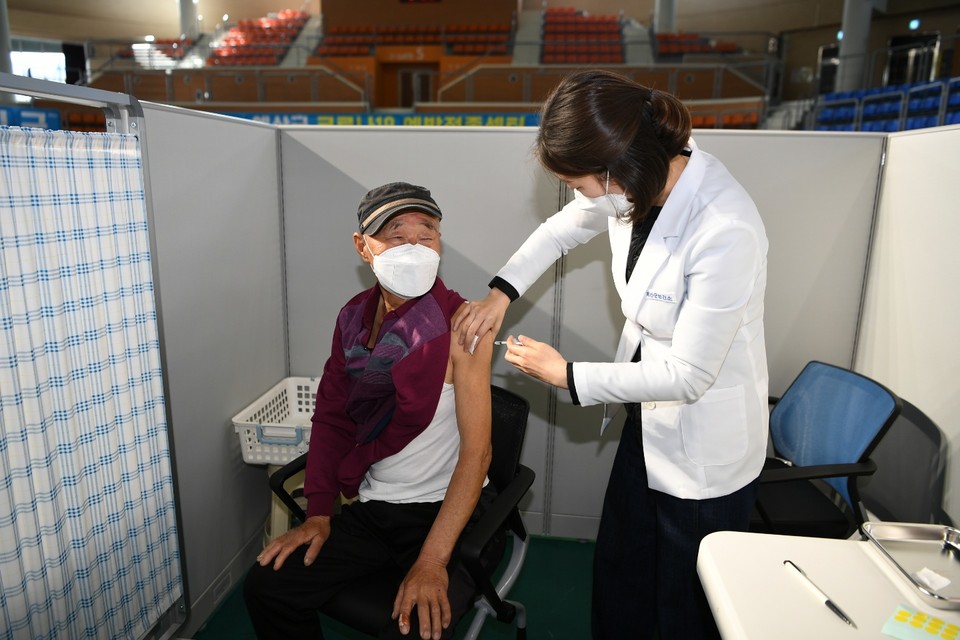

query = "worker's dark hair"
[{"left": 536, "top": 69, "right": 692, "bottom": 224}]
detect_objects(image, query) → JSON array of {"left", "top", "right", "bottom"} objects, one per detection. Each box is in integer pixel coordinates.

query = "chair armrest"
[
  {"left": 459, "top": 464, "right": 535, "bottom": 620},
  {"left": 461, "top": 465, "right": 535, "bottom": 561},
  {"left": 760, "top": 459, "right": 877, "bottom": 484},
  {"left": 269, "top": 452, "right": 309, "bottom": 522}
]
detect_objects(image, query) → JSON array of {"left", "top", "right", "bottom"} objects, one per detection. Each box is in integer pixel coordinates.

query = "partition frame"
[
  {"left": 0, "top": 72, "right": 187, "bottom": 640},
  {"left": 135, "top": 102, "right": 288, "bottom": 637}
]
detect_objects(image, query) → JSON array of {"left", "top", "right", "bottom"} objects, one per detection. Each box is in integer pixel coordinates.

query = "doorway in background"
[{"left": 398, "top": 65, "right": 437, "bottom": 108}]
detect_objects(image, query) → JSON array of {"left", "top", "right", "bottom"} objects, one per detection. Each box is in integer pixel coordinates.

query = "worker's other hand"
[
  {"left": 452, "top": 289, "right": 510, "bottom": 354},
  {"left": 502, "top": 334, "right": 568, "bottom": 388}
]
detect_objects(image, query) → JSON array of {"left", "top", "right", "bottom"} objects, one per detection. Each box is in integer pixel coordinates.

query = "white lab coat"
[{"left": 497, "top": 139, "right": 768, "bottom": 500}]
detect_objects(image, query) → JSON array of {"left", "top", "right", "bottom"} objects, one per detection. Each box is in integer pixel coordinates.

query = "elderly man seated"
[{"left": 243, "top": 182, "right": 494, "bottom": 640}]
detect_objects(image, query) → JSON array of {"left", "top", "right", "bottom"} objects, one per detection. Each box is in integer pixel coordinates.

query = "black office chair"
[
  {"left": 750, "top": 361, "right": 902, "bottom": 539},
  {"left": 267, "top": 384, "right": 534, "bottom": 639},
  {"left": 859, "top": 398, "right": 953, "bottom": 526}
]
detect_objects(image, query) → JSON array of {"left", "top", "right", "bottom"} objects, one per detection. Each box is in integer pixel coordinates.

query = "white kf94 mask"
[
  {"left": 573, "top": 171, "right": 631, "bottom": 218},
  {"left": 574, "top": 189, "right": 631, "bottom": 218},
  {"left": 367, "top": 241, "right": 440, "bottom": 299}
]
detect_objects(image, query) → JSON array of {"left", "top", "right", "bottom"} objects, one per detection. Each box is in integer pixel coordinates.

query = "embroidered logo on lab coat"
[{"left": 645, "top": 290, "right": 676, "bottom": 303}]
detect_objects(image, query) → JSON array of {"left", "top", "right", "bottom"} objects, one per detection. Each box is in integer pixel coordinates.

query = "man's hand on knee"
[
  {"left": 391, "top": 558, "right": 451, "bottom": 639},
  {"left": 255, "top": 515, "right": 331, "bottom": 571}
]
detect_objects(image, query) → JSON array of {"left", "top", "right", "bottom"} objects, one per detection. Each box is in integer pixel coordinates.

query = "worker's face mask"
[
  {"left": 366, "top": 240, "right": 440, "bottom": 299},
  {"left": 573, "top": 171, "right": 631, "bottom": 219}
]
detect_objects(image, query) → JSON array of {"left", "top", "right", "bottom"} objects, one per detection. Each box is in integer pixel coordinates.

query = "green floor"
[{"left": 193, "top": 535, "right": 594, "bottom": 639}]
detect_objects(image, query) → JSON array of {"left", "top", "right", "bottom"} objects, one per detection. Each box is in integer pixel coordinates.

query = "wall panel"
[
  {"left": 280, "top": 126, "right": 885, "bottom": 538},
  {"left": 140, "top": 103, "right": 287, "bottom": 635},
  {"left": 694, "top": 130, "right": 885, "bottom": 395},
  {"left": 856, "top": 124, "right": 960, "bottom": 522},
  {"left": 546, "top": 130, "right": 885, "bottom": 537},
  {"left": 279, "top": 126, "right": 556, "bottom": 530}
]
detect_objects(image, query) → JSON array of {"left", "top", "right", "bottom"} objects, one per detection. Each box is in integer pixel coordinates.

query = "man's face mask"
[{"left": 366, "top": 240, "right": 440, "bottom": 299}]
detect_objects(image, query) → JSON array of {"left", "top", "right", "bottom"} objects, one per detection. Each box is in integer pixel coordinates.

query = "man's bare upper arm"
[{"left": 450, "top": 328, "right": 493, "bottom": 449}]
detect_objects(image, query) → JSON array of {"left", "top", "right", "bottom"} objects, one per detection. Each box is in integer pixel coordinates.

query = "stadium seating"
[
  {"left": 540, "top": 7, "right": 624, "bottom": 64},
  {"left": 117, "top": 38, "right": 195, "bottom": 67},
  {"left": 691, "top": 107, "right": 762, "bottom": 129},
  {"left": 813, "top": 76, "right": 960, "bottom": 132},
  {"left": 655, "top": 32, "right": 741, "bottom": 59},
  {"left": 83, "top": 3, "right": 767, "bottom": 129},
  {"left": 206, "top": 9, "right": 309, "bottom": 66},
  {"left": 446, "top": 23, "right": 512, "bottom": 56},
  {"left": 316, "top": 22, "right": 513, "bottom": 58}
]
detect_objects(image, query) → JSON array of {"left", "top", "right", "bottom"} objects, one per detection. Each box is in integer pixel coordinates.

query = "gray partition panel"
[
  {"left": 141, "top": 104, "right": 288, "bottom": 634},
  {"left": 550, "top": 130, "right": 887, "bottom": 538},
  {"left": 694, "top": 130, "right": 886, "bottom": 395},
  {"left": 550, "top": 234, "right": 624, "bottom": 538},
  {"left": 279, "top": 126, "right": 557, "bottom": 528},
  {"left": 281, "top": 126, "right": 887, "bottom": 540}
]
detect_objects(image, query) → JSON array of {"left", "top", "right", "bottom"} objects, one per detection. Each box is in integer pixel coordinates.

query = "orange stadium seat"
[
  {"left": 655, "top": 32, "right": 741, "bottom": 58},
  {"left": 540, "top": 7, "right": 623, "bottom": 65},
  {"left": 313, "top": 20, "right": 514, "bottom": 59},
  {"left": 207, "top": 9, "right": 308, "bottom": 66}
]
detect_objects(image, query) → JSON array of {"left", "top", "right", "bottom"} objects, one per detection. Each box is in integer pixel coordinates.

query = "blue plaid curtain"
[{"left": 0, "top": 127, "right": 182, "bottom": 639}]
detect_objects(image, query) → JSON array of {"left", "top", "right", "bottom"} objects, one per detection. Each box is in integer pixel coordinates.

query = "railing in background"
[
  {"left": 865, "top": 32, "right": 958, "bottom": 90},
  {"left": 85, "top": 67, "right": 367, "bottom": 107},
  {"left": 437, "top": 59, "right": 771, "bottom": 103},
  {"left": 82, "top": 35, "right": 774, "bottom": 98}
]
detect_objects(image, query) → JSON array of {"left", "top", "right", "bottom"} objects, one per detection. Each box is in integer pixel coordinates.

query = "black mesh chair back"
[
  {"left": 860, "top": 399, "right": 952, "bottom": 526},
  {"left": 489, "top": 385, "right": 529, "bottom": 492}
]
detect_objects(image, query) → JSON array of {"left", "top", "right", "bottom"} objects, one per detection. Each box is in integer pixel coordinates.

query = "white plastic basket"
[{"left": 233, "top": 377, "right": 319, "bottom": 465}]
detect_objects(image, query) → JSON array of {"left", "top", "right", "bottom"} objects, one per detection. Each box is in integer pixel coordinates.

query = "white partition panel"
[
  {"left": 280, "top": 127, "right": 887, "bottom": 538},
  {"left": 856, "top": 124, "right": 960, "bottom": 522},
  {"left": 140, "top": 104, "right": 288, "bottom": 635}
]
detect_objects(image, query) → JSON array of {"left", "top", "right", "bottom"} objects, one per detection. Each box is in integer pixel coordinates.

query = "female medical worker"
[{"left": 454, "top": 69, "right": 769, "bottom": 640}]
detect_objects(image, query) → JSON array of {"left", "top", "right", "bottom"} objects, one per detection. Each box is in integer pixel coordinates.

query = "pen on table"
[{"left": 783, "top": 560, "right": 857, "bottom": 629}]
